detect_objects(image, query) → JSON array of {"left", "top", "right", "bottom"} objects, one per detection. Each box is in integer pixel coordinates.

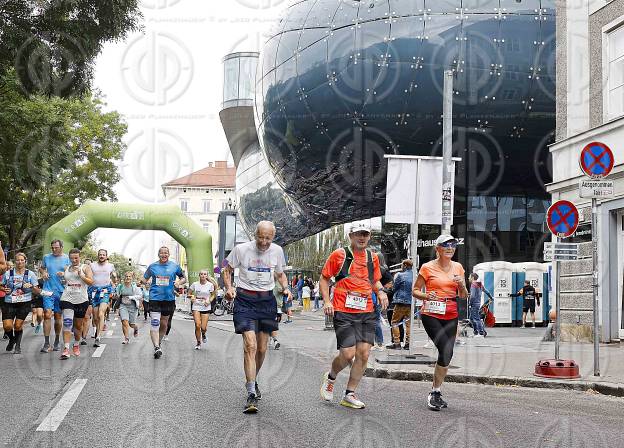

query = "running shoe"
[
  {"left": 427, "top": 391, "right": 447, "bottom": 411},
  {"left": 385, "top": 343, "right": 401, "bottom": 350},
  {"left": 72, "top": 344, "right": 80, "bottom": 357},
  {"left": 94, "top": 338, "right": 101, "bottom": 348},
  {"left": 80, "top": 338, "right": 87, "bottom": 345},
  {"left": 320, "top": 372, "right": 335, "bottom": 401},
  {"left": 403, "top": 343, "right": 410, "bottom": 350},
  {"left": 340, "top": 392, "right": 365, "bottom": 409},
  {"left": 154, "top": 347, "right": 162, "bottom": 359},
  {"left": 31, "top": 322, "right": 35, "bottom": 327},
  {"left": 34, "top": 324, "right": 41, "bottom": 334},
  {"left": 60, "top": 348, "right": 70, "bottom": 360},
  {"left": 40, "top": 343, "right": 51, "bottom": 353},
  {"left": 2, "top": 333, "right": 7, "bottom": 339},
  {"left": 133, "top": 327, "right": 139, "bottom": 337},
  {"left": 195, "top": 342, "right": 201, "bottom": 350},
  {"left": 243, "top": 393, "right": 258, "bottom": 414},
  {"left": 255, "top": 382, "right": 262, "bottom": 400},
  {"left": 273, "top": 339, "right": 280, "bottom": 350},
  {"left": 53, "top": 341, "right": 61, "bottom": 351},
  {"left": 13, "top": 346, "right": 21, "bottom": 354},
  {"left": 202, "top": 336, "right": 207, "bottom": 344},
  {"left": 6, "top": 340, "right": 15, "bottom": 352},
  {"left": 122, "top": 338, "right": 129, "bottom": 345}
]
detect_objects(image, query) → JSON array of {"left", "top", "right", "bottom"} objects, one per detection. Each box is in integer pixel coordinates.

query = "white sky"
[{"left": 92, "top": 0, "right": 291, "bottom": 264}]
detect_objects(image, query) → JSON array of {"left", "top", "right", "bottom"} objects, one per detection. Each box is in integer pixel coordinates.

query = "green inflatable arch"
[{"left": 44, "top": 200, "right": 213, "bottom": 282}]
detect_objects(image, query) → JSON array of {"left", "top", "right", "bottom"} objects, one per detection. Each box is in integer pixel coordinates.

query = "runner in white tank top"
[
  {"left": 90, "top": 249, "right": 116, "bottom": 348},
  {"left": 189, "top": 270, "right": 217, "bottom": 350},
  {"left": 59, "top": 249, "right": 93, "bottom": 360}
]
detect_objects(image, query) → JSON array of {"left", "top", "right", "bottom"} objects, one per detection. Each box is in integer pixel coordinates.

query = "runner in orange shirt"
[
  {"left": 319, "top": 223, "right": 388, "bottom": 409},
  {"left": 412, "top": 234, "right": 468, "bottom": 411}
]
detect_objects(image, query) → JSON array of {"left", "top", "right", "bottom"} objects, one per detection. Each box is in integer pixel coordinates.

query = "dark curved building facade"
[{"left": 223, "top": 0, "right": 556, "bottom": 269}]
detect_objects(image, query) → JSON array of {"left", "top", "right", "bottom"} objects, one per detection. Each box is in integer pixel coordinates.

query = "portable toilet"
[
  {"left": 472, "top": 261, "right": 514, "bottom": 324},
  {"left": 513, "top": 262, "right": 549, "bottom": 325}
]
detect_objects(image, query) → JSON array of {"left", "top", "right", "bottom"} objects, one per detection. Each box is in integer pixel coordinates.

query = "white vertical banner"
[{"left": 384, "top": 156, "right": 457, "bottom": 225}]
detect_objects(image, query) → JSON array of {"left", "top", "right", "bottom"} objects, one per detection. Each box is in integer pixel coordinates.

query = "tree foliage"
[
  {"left": 0, "top": 69, "right": 127, "bottom": 259},
  {"left": 285, "top": 225, "right": 348, "bottom": 278},
  {"left": 79, "top": 237, "right": 142, "bottom": 280},
  {"left": 0, "top": 0, "right": 142, "bottom": 97}
]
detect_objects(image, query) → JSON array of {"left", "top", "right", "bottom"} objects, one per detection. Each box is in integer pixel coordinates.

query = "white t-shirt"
[
  {"left": 225, "top": 241, "right": 286, "bottom": 292},
  {"left": 302, "top": 285, "right": 311, "bottom": 298},
  {"left": 91, "top": 262, "right": 115, "bottom": 287},
  {"left": 190, "top": 281, "right": 214, "bottom": 312}
]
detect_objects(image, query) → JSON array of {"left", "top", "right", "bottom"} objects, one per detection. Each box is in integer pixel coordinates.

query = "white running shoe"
[
  {"left": 320, "top": 372, "right": 335, "bottom": 401},
  {"left": 340, "top": 392, "right": 365, "bottom": 409}
]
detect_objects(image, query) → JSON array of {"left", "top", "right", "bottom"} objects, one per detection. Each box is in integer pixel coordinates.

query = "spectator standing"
[{"left": 386, "top": 259, "right": 413, "bottom": 350}]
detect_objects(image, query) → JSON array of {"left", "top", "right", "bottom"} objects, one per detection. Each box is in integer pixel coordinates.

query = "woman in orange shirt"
[{"left": 412, "top": 234, "right": 468, "bottom": 411}]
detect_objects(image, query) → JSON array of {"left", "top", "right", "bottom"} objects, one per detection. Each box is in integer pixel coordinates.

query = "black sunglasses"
[{"left": 438, "top": 241, "right": 458, "bottom": 248}]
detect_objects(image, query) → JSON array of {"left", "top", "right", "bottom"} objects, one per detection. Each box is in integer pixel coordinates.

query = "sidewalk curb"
[{"left": 364, "top": 367, "right": 624, "bottom": 398}]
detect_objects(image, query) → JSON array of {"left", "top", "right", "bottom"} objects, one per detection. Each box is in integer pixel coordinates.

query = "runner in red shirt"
[{"left": 319, "top": 223, "right": 388, "bottom": 409}]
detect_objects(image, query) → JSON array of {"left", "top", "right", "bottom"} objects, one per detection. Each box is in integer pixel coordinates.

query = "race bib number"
[
  {"left": 9, "top": 291, "right": 23, "bottom": 303},
  {"left": 345, "top": 292, "right": 368, "bottom": 310},
  {"left": 423, "top": 300, "right": 447, "bottom": 315},
  {"left": 155, "top": 276, "right": 169, "bottom": 287},
  {"left": 67, "top": 283, "right": 82, "bottom": 291},
  {"left": 248, "top": 267, "right": 272, "bottom": 285},
  {"left": 121, "top": 296, "right": 132, "bottom": 305}
]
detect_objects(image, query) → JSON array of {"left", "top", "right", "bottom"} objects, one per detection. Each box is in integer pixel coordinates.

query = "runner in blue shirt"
[
  {"left": 143, "top": 247, "right": 186, "bottom": 359},
  {"left": 38, "top": 239, "right": 70, "bottom": 353}
]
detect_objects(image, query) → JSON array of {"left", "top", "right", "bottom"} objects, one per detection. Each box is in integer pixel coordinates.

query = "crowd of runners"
[{"left": 1, "top": 219, "right": 472, "bottom": 414}]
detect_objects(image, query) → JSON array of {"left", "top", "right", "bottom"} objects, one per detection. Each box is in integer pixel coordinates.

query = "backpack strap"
[{"left": 335, "top": 247, "right": 375, "bottom": 285}]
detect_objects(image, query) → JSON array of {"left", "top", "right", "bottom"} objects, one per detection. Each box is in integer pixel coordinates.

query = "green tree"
[
  {"left": 0, "top": 69, "right": 127, "bottom": 259},
  {"left": 0, "top": 0, "right": 142, "bottom": 97},
  {"left": 285, "top": 225, "right": 348, "bottom": 277}
]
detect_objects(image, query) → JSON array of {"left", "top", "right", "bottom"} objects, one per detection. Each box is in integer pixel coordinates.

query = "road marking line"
[
  {"left": 92, "top": 344, "right": 106, "bottom": 358},
  {"left": 36, "top": 379, "right": 88, "bottom": 432}
]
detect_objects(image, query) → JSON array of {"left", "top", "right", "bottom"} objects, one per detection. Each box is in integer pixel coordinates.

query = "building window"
[
  {"left": 180, "top": 198, "right": 189, "bottom": 212},
  {"left": 203, "top": 223, "right": 210, "bottom": 233},
  {"left": 607, "top": 25, "right": 624, "bottom": 120},
  {"left": 221, "top": 200, "right": 228, "bottom": 210},
  {"left": 202, "top": 200, "right": 211, "bottom": 213}
]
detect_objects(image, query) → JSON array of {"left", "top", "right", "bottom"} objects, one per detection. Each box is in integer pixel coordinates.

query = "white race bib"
[
  {"left": 248, "top": 267, "right": 272, "bottom": 285},
  {"left": 345, "top": 292, "right": 368, "bottom": 310},
  {"left": 155, "top": 275, "right": 169, "bottom": 287},
  {"left": 67, "top": 283, "right": 82, "bottom": 292},
  {"left": 422, "top": 300, "right": 447, "bottom": 315},
  {"left": 121, "top": 296, "right": 132, "bottom": 305}
]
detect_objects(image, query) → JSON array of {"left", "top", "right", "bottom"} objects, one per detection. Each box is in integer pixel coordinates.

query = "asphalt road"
[{"left": 0, "top": 313, "right": 622, "bottom": 448}]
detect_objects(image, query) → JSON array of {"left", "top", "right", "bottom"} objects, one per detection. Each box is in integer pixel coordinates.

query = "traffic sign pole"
[
  {"left": 555, "top": 235, "right": 561, "bottom": 360},
  {"left": 579, "top": 141, "right": 611, "bottom": 377},
  {"left": 592, "top": 197, "right": 600, "bottom": 376}
]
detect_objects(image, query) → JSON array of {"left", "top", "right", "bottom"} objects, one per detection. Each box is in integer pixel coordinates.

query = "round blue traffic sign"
[
  {"left": 546, "top": 200, "right": 579, "bottom": 238},
  {"left": 580, "top": 142, "right": 614, "bottom": 178}
]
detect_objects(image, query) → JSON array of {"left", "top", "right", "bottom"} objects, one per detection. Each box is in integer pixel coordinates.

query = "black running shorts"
[
  {"left": 149, "top": 300, "right": 176, "bottom": 317},
  {"left": 333, "top": 311, "right": 377, "bottom": 349}
]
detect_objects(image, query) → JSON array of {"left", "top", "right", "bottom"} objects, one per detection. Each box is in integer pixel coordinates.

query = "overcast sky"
[{"left": 92, "top": 0, "right": 290, "bottom": 264}]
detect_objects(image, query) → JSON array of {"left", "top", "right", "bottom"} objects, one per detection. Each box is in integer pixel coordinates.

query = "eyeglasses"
[{"left": 438, "top": 241, "right": 458, "bottom": 248}]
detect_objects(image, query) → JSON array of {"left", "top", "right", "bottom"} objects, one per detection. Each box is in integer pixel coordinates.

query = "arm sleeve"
[
  {"left": 274, "top": 248, "right": 286, "bottom": 274},
  {"left": 143, "top": 267, "right": 151, "bottom": 281},
  {"left": 373, "top": 255, "right": 382, "bottom": 283},
  {"left": 225, "top": 246, "right": 240, "bottom": 269},
  {"left": 321, "top": 249, "right": 344, "bottom": 279},
  {"left": 176, "top": 266, "right": 184, "bottom": 278}
]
